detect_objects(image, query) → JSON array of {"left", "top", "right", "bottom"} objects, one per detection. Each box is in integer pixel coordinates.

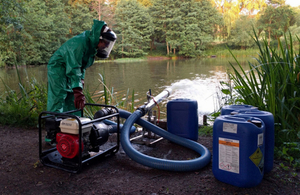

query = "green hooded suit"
[{"left": 47, "top": 20, "right": 106, "bottom": 113}]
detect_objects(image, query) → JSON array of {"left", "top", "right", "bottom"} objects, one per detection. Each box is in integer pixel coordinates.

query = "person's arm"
[
  {"left": 64, "top": 40, "right": 86, "bottom": 109},
  {"left": 64, "top": 41, "right": 85, "bottom": 89}
]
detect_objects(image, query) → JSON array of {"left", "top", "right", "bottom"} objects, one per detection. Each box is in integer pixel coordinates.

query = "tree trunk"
[
  {"left": 98, "top": 0, "right": 101, "bottom": 21},
  {"left": 268, "top": 20, "right": 271, "bottom": 46},
  {"left": 167, "top": 42, "right": 169, "bottom": 55},
  {"left": 122, "top": 29, "right": 124, "bottom": 58}
]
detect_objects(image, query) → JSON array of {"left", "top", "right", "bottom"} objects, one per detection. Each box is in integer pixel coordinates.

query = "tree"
[
  {"left": 209, "top": 0, "right": 267, "bottom": 39},
  {"left": 22, "top": 0, "right": 71, "bottom": 65},
  {"left": 91, "top": 0, "right": 116, "bottom": 26},
  {"left": 150, "top": 0, "right": 221, "bottom": 57},
  {"left": 257, "top": 5, "right": 296, "bottom": 45},
  {"left": 137, "top": 0, "right": 152, "bottom": 7},
  {"left": 228, "top": 15, "right": 256, "bottom": 49},
  {"left": 0, "top": 0, "right": 26, "bottom": 66},
  {"left": 238, "top": 0, "right": 267, "bottom": 15},
  {"left": 66, "top": 3, "right": 95, "bottom": 38},
  {"left": 114, "top": 0, "right": 153, "bottom": 58}
]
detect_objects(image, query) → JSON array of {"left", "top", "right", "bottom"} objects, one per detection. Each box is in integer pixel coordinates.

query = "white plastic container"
[{"left": 60, "top": 117, "right": 92, "bottom": 135}]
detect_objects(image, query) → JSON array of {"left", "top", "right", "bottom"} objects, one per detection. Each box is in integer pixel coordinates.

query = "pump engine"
[
  {"left": 55, "top": 118, "right": 114, "bottom": 160},
  {"left": 39, "top": 106, "right": 120, "bottom": 172}
]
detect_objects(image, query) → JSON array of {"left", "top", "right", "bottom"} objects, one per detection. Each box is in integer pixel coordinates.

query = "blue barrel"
[
  {"left": 213, "top": 115, "right": 265, "bottom": 188},
  {"left": 167, "top": 99, "right": 198, "bottom": 141},
  {"left": 221, "top": 104, "right": 257, "bottom": 115},
  {"left": 232, "top": 109, "right": 274, "bottom": 173}
]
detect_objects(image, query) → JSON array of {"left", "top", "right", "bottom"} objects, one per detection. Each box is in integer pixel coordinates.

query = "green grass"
[
  {"left": 0, "top": 68, "right": 135, "bottom": 127},
  {"left": 84, "top": 72, "right": 135, "bottom": 118},
  {"left": 205, "top": 46, "right": 259, "bottom": 58},
  {"left": 0, "top": 77, "right": 47, "bottom": 127},
  {"left": 113, "top": 57, "right": 147, "bottom": 62},
  {"left": 198, "top": 125, "right": 213, "bottom": 136}
]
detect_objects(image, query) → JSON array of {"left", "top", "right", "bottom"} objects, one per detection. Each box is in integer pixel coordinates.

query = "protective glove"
[{"left": 73, "top": 87, "right": 85, "bottom": 109}]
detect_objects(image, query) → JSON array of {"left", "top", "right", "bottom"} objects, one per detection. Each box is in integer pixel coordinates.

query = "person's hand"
[{"left": 73, "top": 87, "right": 85, "bottom": 109}]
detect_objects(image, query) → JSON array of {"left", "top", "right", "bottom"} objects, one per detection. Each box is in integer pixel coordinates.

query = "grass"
[
  {"left": 0, "top": 76, "right": 47, "bottom": 127},
  {"left": 198, "top": 125, "right": 213, "bottom": 136},
  {"left": 205, "top": 45, "right": 259, "bottom": 58},
  {"left": 84, "top": 72, "right": 135, "bottom": 118},
  {"left": 113, "top": 57, "right": 147, "bottom": 62},
  {"left": 225, "top": 30, "right": 300, "bottom": 168},
  {"left": 0, "top": 66, "right": 135, "bottom": 127}
]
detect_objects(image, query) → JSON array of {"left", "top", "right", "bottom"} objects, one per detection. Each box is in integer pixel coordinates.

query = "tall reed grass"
[
  {"left": 0, "top": 71, "right": 47, "bottom": 127},
  {"left": 0, "top": 68, "right": 135, "bottom": 127},
  {"left": 227, "top": 30, "right": 300, "bottom": 167},
  {"left": 84, "top": 73, "right": 135, "bottom": 118}
]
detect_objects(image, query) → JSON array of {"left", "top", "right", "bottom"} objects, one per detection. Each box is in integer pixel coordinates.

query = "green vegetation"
[
  {"left": 113, "top": 58, "right": 147, "bottom": 62},
  {"left": 2, "top": 0, "right": 298, "bottom": 67},
  {"left": 223, "top": 30, "right": 300, "bottom": 168},
  {"left": 198, "top": 125, "right": 213, "bottom": 136},
  {"left": 0, "top": 69, "right": 135, "bottom": 127},
  {"left": 0, "top": 75, "right": 47, "bottom": 127},
  {"left": 115, "top": 0, "right": 153, "bottom": 58}
]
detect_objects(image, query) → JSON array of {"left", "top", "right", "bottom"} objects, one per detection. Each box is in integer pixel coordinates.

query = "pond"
[{"left": 0, "top": 57, "right": 254, "bottom": 123}]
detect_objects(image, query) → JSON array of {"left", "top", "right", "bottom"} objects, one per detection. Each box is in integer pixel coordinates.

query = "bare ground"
[{"left": 0, "top": 124, "right": 299, "bottom": 195}]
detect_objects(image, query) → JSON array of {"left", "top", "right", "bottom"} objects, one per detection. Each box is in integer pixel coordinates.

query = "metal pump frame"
[
  {"left": 130, "top": 89, "right": 171, "bottom": 146},
  {"left": 38, "top": 103, "right": 120, "bottom": 173}
]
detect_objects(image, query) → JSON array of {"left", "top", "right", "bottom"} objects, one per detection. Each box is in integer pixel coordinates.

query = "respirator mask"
[{"left": 96, "top": 26, "right": 117, "bottom": 59}]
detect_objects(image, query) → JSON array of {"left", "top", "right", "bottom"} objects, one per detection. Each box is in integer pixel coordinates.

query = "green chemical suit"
[{"left": 47, "top": 20, "right": 106, "bottom": 113}]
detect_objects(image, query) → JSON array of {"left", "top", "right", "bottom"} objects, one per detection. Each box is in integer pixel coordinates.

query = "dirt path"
[{"left": 0, "top": 125, "right": 299, "bottom": 195}]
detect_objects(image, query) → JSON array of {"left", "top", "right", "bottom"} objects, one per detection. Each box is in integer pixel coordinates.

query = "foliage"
[
  {"left": 257, "top": 5, "right": 296, "bottom": 42},
  {"left": 149, "top": 0, "right": 222, "bottom": 57},
  {"left": 22, "top": 0, "right": 71, "bottom": 65},
  {"left": 0, "top": 77, "right": 47, "bottom": 127},
  {"left": 0, "top": 0, "right": 25, "bottom": 66},
  {"left": 114, "top": 0, "right": 153, "bottom": 58},
  {"left": 211, "top": 0, "right": 267, "bottom": 39},
  {"left": 228, "top": 15, "right": 257, "bottom": 49},
  {"left": 83, "top": 73, "right": 135, "bottom": 115},
  {"left": 66, "top": 3, "right": 95, "bottom": 38},
  {"left": 227, "top": 30, "right": 300, "bottom": 167},
  {"left": 0, "top": 0, "right": 299, "bottom": 64},
  {"left": 0, "top": 0, "right": 25, "bottom": 65},
  {"left": 205, "top": 44, "right": 259, "bottom": 57},
  {"left": 198, "top": 125, "right": 213, "bottom": 136}
]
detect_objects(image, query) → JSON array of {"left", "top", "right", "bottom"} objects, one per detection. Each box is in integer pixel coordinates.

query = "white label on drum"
[
  {"left": 219, "top": 137, "right": 240, "bottom": 174},
  {"left": 258, "top": 133, "right": 263, "bottom": 146},
  {"left": 223, "top": 122, "right": 238, "bottom": 133}
]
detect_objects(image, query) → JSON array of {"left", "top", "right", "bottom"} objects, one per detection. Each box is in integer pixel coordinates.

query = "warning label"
[
  {"left": 249, "top": 148, "right": 263, "bottom": 166},
  {"left": 249, "top": 147, "right": 264, "bottom": 174},
  {"left": 218, "top": 137, "right": 240, "bottom": 174}
]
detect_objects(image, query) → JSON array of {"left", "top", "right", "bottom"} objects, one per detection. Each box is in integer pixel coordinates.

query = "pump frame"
[{"left": 38, "top": 103, "right": 120, "bottom": 173}]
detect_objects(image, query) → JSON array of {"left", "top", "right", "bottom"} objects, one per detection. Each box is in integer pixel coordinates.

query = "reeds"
[
  {"left": 228, "top": 30, "right": 300, "bottom": 167},
  {"left": 0, "top": 75, "right": 47, "bottom": 127},
  {"left": 83, "top": 73, "right": 135, "bottom": 118}
]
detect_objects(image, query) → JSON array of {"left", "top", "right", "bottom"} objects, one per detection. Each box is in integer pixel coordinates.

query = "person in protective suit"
[{"left": 47, "top": 19, "right": 117, "bottom": 115}]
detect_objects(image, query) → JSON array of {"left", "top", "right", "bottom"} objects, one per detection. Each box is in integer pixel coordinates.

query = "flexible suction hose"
[{"left": 119, "top": 109, "right": 211, "bottom": 172}]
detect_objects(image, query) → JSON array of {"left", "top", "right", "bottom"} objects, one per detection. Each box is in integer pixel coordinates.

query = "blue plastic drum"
[
  {"left": 167, "top": 99, "right": 198, "bottom": 141},
  {"left": 232, "top": 109, "right": 274, "bottom": 173},
  {"left": 213, "top": 115, "right": 265, "bottom": 187},
  {"left": 221, "top": 104, "right": 257, "bottom": 115}
]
